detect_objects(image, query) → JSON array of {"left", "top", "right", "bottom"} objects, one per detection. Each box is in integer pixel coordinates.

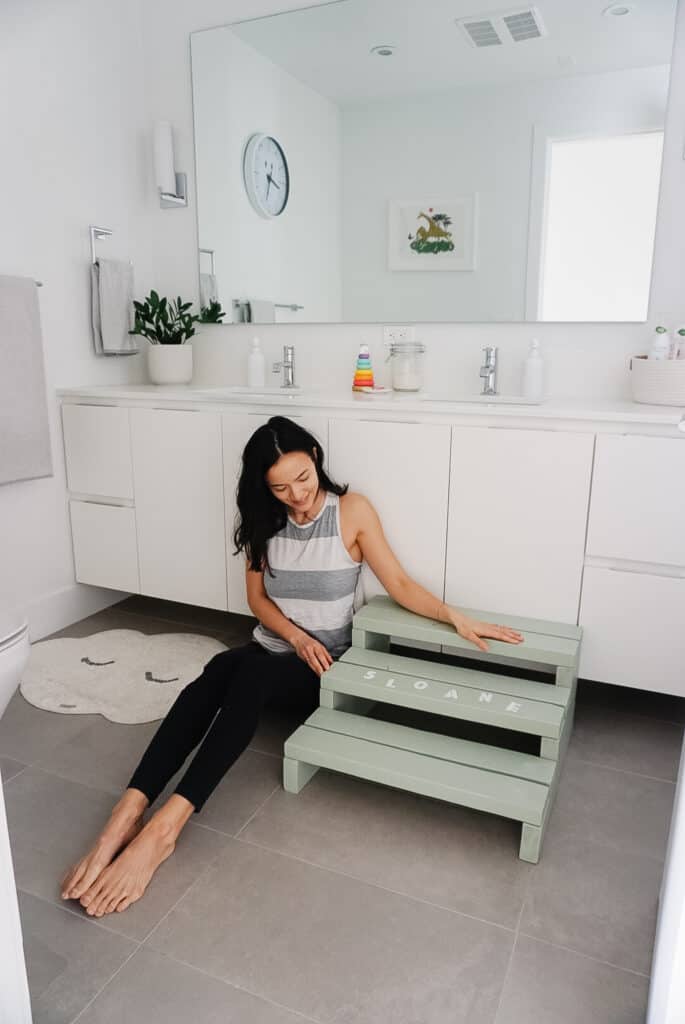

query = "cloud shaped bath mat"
[{"left": 20, "top": 630, "right": 228, "bottom": 724}]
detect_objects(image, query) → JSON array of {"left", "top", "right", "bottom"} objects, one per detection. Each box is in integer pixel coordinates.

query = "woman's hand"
[
  {"left": 290, "top": 632, "right": 333, "bottom": 676},
  {"left": 442, "top": 606, "right": 524, "bottom": 652}
]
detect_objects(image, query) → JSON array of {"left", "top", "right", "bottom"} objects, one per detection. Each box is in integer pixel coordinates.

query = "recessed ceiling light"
[
  {"left": 370, "top": 44, "right": 396, "bottom": 57},
  {"left": 602, "top": 3, "right": 634, "bottom": 15}
]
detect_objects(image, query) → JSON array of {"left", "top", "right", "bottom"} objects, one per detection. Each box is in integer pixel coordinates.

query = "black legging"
[{"left": 127, "top": 641, "right": 320, "bottom": 812}]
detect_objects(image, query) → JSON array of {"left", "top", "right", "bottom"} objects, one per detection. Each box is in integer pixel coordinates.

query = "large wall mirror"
[{"left": 190, "top": 0, "right": 677, "bottom": 324}]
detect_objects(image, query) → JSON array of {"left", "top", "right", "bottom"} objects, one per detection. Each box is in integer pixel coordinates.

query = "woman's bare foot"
[
  {"left": 60, "top": 789, "right": 149, "bottom": 901},
  {"left": 79, "top": 794, "right": 195, "bottom": 918}
]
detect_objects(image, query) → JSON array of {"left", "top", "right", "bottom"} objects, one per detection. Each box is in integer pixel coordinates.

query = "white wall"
[
  {"left": 1, "top": 0, "right": 685, "bottom": 641},
  {"left": 192, "top": 26, "right": 342, "bottom": 321},
  {"left": 341, "top": 64, "right": 669, "bottom": 322}
]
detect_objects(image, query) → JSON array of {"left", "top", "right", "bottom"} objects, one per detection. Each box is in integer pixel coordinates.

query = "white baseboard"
[{"left": 23, "top": 582, "right": 131, "bottom": 643}]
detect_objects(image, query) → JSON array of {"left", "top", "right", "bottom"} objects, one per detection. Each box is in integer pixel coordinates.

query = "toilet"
[
  {"left": 0, "top": 606, "right": 30, "bottom": 720},
  {"left": 0, "top": 605, "right": 32, "bottom": 1023}
]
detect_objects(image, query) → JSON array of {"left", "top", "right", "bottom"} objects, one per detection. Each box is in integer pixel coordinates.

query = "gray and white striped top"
[{"left": 253, "top": 490, "right": 363, "bottom": 657}]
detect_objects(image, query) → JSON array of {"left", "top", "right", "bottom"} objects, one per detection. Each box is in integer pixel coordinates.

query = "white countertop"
[{"left": 56, "top": 384, "right": 685, "bottom": 434}]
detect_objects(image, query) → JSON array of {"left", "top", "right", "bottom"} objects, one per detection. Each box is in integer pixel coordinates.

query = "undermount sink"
[
  {"left": 420, "top": 393, "right": 543, "bottom": 406},
  {"left": 194, "top": 385, "right": 303, "bottom": 398}
]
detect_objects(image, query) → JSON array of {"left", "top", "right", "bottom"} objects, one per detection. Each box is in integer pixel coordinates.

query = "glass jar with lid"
[{"left": 387, "top": 341, "right": 426, "bottom": 392}]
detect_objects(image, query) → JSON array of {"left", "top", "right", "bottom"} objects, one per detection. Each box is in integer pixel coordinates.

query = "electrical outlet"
[{"left": 383, "top": 324, "right": 415, "bottom": 344}]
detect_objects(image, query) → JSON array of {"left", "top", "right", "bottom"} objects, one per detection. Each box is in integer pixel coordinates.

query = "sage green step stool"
[{"left": 283, "top": 595, "right": 582, "bottom": 864}]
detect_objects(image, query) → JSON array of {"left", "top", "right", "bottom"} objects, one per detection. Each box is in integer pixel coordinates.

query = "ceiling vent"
[{"left": 456, "top": 7, "right": 547, "bottom": 48}]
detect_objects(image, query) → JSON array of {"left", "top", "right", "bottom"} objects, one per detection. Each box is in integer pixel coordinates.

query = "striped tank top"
[{"left": 252, "top": 491, "right": 363, "bottom": 658}]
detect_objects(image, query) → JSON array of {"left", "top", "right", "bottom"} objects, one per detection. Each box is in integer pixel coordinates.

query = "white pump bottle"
[{"left": 522, "top": 338, "right": 545, "bottom": 401}]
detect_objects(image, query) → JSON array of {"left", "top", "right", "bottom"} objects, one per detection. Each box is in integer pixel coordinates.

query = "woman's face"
[{"left": 265, "top": 449, "right": 319, "bottom": 513}]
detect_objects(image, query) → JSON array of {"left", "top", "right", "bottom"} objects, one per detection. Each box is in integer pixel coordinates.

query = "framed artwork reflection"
[{"left": 388, "top": 197, "right": 478, "bottom": 271}]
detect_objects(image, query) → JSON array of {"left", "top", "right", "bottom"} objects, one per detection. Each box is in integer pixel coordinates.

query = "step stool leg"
[
  {"left": 283, "top": 756, "right": 319, "bottom": 793},
  {"left": 540, "top": 737, "right": 560, "bottom": 760},
  {"left": 351, "top": 627, "right": 390, "bottom": 652},
  {"left": 555, "top": 666, "right": 575, "bottom": 688},
  {"left": 519, "top": 822, "right": 543, "bottom": 864}
]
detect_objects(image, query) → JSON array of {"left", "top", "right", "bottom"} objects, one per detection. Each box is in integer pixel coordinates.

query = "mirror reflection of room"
[{"left": 191, "top": 0, "right": 676, "bottom": 324}]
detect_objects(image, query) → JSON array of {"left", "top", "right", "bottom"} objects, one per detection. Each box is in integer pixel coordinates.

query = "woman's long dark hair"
[{"left": 233, "top": 415, "right": 348, "bottom": 574}]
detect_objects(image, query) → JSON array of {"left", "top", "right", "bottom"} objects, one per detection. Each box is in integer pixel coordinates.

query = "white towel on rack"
[
  {"left": 199, "top": 273, "right": 218, "bottom": 309},
  {"left": 247, "top": 299, "right": 275, "bottom": 323},
  {"left": 91, "top": 258, "right": 138, "bottom": 355},
  {"left": 0, "top": 275, "right": 53, "bottom": 485}
]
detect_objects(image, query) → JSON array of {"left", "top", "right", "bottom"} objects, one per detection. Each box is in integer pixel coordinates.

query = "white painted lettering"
[
  {"left": 363, "top": 671, "right": 377, "bottom": 680},
  {"left": 414, "top": 680, "right": 429, "bottom": 690},
  {"left": 444, "top": 689, "right": 460, "bottom": 700},
  {"left": 506, "top": 701, "right": 522, "bottom": 713},
  {"left": 479, "top": 692, "right": 494, "bottom": 703},
  {"left": 385, "top": 678, "right": 396, "bottom": 689}
]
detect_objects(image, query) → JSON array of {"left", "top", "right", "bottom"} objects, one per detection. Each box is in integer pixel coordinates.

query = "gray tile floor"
[{"left": 2, "top": 596, "right": 682, "bottom": 1024}]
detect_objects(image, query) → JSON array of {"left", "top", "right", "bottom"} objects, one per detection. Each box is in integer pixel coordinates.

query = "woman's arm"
[
  {"left": 348, "top": 493, "right": 523, "bottom": 652},
  {"left": 245, "top": 565, "right": 333, "bottom": 675}
]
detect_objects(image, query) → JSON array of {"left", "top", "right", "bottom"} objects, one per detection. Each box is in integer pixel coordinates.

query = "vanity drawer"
[
  {"left": 578, "top": 566, "right": 685, "bottom": 695},
  {"left": 62, "top": 404, "right": 133, "bottom": 499},
  {"left": 69, "top": 500, "right": 139, "bottom": 593},
  {"left": 586, "top": 435, "right": 685, "bottom": 567}
]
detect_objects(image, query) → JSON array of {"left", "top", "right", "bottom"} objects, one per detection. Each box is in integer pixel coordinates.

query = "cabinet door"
[
  {"left": 579, "top": 566, "right": 685, "bottom": 695},
  {"left": 222, "top": 413, "right": 329, "bottom": 615},
  {"left": 445, "top": 427, "right": 594, "bottom": 622},
  {"left": 62, "top": 404, "right": 133, "bottom": 499},
  {"left": 69, "top": 500, "right": 139, "bottom": 592},
  {"left": 130, "top": 408, "right": 227, "bottom": 610},
  {"left": 586, "top": 435, "right": 685, "bottom": 567},
  {"left": 328, "top": 419, "right": 451, "bottom": 602}
]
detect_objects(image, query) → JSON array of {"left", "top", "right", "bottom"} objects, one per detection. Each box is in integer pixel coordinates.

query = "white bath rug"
[{"left": 19, "top": 629, "right": 228, "bottom": 724}]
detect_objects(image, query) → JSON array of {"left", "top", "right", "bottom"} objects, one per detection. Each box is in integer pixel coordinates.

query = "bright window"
[{"left": 538, "top": 131, "right": 664, "bottom": 321}]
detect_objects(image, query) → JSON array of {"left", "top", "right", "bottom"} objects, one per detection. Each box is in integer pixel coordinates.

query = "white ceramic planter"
[{"left": 147, "top": 343, "right": 193, "bottom": 385}]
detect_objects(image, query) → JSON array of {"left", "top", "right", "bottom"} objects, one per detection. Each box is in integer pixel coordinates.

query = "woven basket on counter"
[{"left": 630, "top": 355, "right": 685, "bottom": 406}]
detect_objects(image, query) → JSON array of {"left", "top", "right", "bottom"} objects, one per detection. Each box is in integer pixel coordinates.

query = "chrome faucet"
[
  {"left": 273, "top": 344, "right": 296, "bottom": 388},
  {"left": 479, "top": 346, "right": 498, "bottom": 395}
]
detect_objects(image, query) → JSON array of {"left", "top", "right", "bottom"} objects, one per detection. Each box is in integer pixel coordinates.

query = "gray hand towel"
[
  {"left": 200, "top": 272, "right": 218, "bottom": 309},
  {"left": 247, "top": 299, "right": 275, "bottom": 323},
  {"left": 91, "top": 258, "right": 139, "bottom": 355},
  {"left": 0, "top": 275, "right": 53, "bottom": 485}
]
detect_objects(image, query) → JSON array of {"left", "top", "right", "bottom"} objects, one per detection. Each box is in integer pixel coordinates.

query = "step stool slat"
[
  {"left": 356, "top": 594, "right": 582, "bottom": 642},
  {"left": 322, "top": 661, "right": 565, "bottom": 738},
  {"left": 304, "top": 707, "right": 556, "bottom": 785},
  {"left": 353, "top": 597, "right": 580, "bottom": 668},
  {"left": 285, "top": 725, "right": 549, "bottom": 826},
  {"left": 340, "top": 647, "right": 571, "bottom": 708}
]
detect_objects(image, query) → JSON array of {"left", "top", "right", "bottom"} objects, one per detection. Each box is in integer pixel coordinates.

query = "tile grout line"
[
  {"left": 516, "top": 930, "right": 652, "bottom": 979},
  {"left": 234, "top": 783, "right": 282, "bottom": 838},
  {"left": 572, "top": 755, "right": 677, "bottom": 785},
  {"left": 234, "top": 832, "right": 518, "bottom": 934},
  {"left": 134, "top": 789, "right": 283, "bottom": 949},
  {"left": 492, "top": 869, "right": 531, "bottom": 1023},
  {"left": 131, "top": 948, "right": 327, "bottom": 1024},
  {"left": 574, "top": 697, "right": 685, "bottom": 730},
  {"left": 159, "top": 782, "right": 282, "bottom": 843},
  {"left": 68, "top": 940, "right": 143, "bottom": 1024}
]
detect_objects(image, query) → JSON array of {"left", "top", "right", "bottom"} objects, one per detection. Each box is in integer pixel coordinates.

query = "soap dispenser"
[
  {"left": 247, "top": 336, "right": 266, "bottom": 388},
  {"left": 522, "top": 338, "right": 544, "bottom": 401}
]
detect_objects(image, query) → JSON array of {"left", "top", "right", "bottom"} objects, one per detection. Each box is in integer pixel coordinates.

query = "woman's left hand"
[{"left": 445, "top": 608, "right": 524, "bottom": 652}]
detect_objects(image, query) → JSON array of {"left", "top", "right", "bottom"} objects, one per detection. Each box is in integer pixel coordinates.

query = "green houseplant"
[
  {"left": 130, "top": 290, "right": 198, "bottom": 345},
  {"left": 130, "top": 290, "right": 198, "bottom": 385},
  {"left": 198, "top": 300, "right": 226, "bottom": 324}
]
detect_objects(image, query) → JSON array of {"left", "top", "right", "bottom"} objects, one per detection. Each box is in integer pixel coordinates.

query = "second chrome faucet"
[
  {"left": 479, "top": 346, "right": 498, "bottom": 395},
  {"left": 273, "top": 344, "right": 296, "bottom": 388}
]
